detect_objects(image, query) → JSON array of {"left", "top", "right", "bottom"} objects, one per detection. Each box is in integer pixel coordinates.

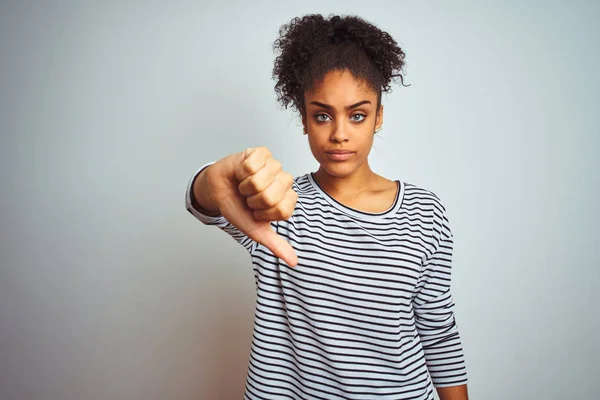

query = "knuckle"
[
  {"left": 276, "top": 171, "right": 292, "bottom": 187},
  {"left": 242, "top": 159, "right": 258, "bottom": 175},
  {"left": 286, "top": 173, "right": 294, "bottom": 187},
  {"left": 264, "top": 194, "right": 278, "bottom": 208},
  {"left": 272, "top": 159, "right": 282, "bottom": 172},
  {"left": 280, "top": 170, "right": 292, "bottom": 182},
  {"left": 286, "top": 195, "right": 297, "bottom": 219},
  {"left": 273, "top": 206, "right": 284, "bottom": 220},
  {"left": 282, "top": 209, "right": 293, "bottom": 220},
  {"left": 256, "top": 146, "right": 271, "bottom": 160},
  {"left": 248, "top": 175, "right": 263, "bottom": 192},
  {"left": 280, "top": 204, "right": 294, "bottom": 220}
]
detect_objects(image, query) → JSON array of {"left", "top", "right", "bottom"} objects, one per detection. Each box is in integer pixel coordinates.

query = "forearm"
[
  {"left": 420, "top": 328, "right": 468, "bottom": 389},
  {"left": 436, "top": 384, "right": 469, "bottom": 400},
  {"left": 191, "top": 165, "right": 220, "bottom": 216},
  {"left": 416, "top": 295, "right": 468, "bottom": 387},
  {"left": 416, "top": 304, "right": 468, "bottom": 390}
]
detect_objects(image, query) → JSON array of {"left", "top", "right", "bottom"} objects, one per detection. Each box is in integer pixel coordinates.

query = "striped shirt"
[{"left": 186, "top": 168, "right": 468, "bottom": 400}]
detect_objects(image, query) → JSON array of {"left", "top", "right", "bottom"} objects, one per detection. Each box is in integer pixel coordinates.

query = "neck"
[{"left": 313, "top": 162, "right": 376, "bottom": 196}]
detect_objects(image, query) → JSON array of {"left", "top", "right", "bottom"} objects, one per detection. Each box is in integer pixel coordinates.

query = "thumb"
[
  {"left": 217, "top": 193, "right": 298, "bottom": 267},
  {"left": 251, "top": 225, "right": 298, "bottom": 267}
]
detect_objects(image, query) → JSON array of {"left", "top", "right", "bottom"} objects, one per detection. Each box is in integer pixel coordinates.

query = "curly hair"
[{"left": 272, "top": 14, "right": 406, "bottom": 115}]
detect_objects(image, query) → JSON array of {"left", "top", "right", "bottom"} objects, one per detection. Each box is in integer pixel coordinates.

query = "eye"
[
  {"left": 315, "top": 114, "right": 331, "bottom": 122},
  {"left": 351, "top": 114, "right": 366, "bottom": 122}
]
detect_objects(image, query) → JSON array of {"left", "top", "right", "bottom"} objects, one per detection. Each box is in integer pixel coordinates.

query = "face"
[{"left": 302, "top": 69, "right": 383, "bottom": 179}]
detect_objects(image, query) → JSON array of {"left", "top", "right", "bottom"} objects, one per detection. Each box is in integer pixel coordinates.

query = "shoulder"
[
  {"left": 401, "top": 182, "right": 447, "bottom": 217},
  {"left": 291, "top": 173, "right": 316, "bottom": 198},
  {"left": 292, "top": 173, "right": 311, "bottom": 187},
  {"left": 400, "top": 182, "right": 454, "bottom": 257}
]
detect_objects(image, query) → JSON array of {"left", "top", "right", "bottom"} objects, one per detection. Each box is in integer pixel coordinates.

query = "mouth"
[{"left": 325, "top": 150, "right": 355, "bottom": 161}]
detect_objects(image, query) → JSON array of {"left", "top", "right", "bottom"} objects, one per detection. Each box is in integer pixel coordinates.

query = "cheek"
[
  {"left": 305, "top": 134, "right": 323, "bottom": 158},
  {"left": 306, "top": 129, "right": 327, "bottom": 147},
  {"left": 357, "top": 129, "right": 375, "bottom": 150}
]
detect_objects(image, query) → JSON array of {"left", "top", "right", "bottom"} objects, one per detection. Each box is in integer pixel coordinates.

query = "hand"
[{"left": 204, "top": 147, "right": 298, "bottom": 266}]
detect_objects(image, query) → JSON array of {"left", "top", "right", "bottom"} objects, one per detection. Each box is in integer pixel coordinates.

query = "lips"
[
  {"left": 326, "top": 150, "right": 354, "bottom": 154},
  {"left": 325, "top": 149, "right": 355, "bottom": 161}
]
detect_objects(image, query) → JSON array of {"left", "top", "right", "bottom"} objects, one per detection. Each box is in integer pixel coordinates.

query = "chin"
[{"left": 318, "top": 161, "right": 360, "bottom": 178}]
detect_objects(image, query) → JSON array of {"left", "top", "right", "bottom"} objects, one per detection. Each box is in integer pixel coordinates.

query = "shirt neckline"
[{"left": 307, "top": 172, "right": 404, "bottom": 221}]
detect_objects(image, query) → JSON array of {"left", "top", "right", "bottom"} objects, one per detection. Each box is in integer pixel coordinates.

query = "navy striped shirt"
[{"left": 186, "top": 170, "right": 467, "bottom": 399}]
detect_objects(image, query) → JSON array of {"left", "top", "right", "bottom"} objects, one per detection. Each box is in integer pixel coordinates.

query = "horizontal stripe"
[{"left": 187, "top": 172, "right": 468, "bottom": 399}]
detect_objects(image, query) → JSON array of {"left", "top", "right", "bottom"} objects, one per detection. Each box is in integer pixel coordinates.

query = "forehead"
[{"left": 305, "top": 70, "right": 377, "bottom": 103}]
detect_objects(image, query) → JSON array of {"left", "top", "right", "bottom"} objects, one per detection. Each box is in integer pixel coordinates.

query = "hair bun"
[
  {"left": 327, "top": 16, "right": 357, "bottom": 45},
  {"left": 273, "top": 14, "right": 407, "bottom": 113}
]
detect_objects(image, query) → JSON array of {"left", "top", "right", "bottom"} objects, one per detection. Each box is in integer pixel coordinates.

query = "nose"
[{"left": 330, "top": 119, "right": 349, "bottom": 143}]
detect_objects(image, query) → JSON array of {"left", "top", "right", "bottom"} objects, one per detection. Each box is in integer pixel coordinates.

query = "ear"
[
  {"left": 301, "top": 113, "right": 308, "bottom": 135},
  {"left": 375, "top": 104, "right": 384, "bottom": 130}
]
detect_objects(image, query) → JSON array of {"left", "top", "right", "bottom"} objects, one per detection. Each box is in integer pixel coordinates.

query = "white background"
[{"left": 1, "top": 1, "right": 598, "bottom": 399}]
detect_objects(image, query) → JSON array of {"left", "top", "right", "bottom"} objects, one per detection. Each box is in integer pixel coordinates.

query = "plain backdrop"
[{"left": 1, "top": 1, "right": 599, "bottom": 399}]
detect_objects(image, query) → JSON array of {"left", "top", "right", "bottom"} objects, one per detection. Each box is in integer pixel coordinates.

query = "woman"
[{"left": 186, "top": 14, "right": 469, "bottom": 400}]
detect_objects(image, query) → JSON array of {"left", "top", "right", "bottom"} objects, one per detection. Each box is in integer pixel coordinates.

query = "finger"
[
  {"left": 245, "top": 171, "right": 293, "bottom": 210},
  {"left": 253, "top": 190, "right": 298, "bottom": 222},
  {"left": 238, "top": 157, "right": 282, "bottom": 197},
  {"left": 251, "top": 225, "right": 298, "bottom": 267},
  {"left": 216, "top": 189, "right": 297, "bottom": 267},
  {"left": 235, "top": 147, "right": 271, "bottom": 182}
]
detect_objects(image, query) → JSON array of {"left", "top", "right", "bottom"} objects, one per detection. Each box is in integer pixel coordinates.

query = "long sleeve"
[
  {"left": 412, "top": 204, "right": 468, "bottom": 388},
  {"left": 185, "top": 163, "right": 257, "bottom": 253}
]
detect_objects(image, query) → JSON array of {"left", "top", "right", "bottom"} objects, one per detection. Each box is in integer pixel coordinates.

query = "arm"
[
  {"left": 189, "top": 163, "right": 220, "bottom": 217},
  {"left": 184, "top": 148, "right": 298, "bottom": 266},
  {"left": 437, "top": 384, "right": 469, "bottom": 400},
  {"left": 185, "top": 163, "right": 257, "bottom": 252},
  {"left": 413, "top": 204, "right": 468, "bottom": 399}
]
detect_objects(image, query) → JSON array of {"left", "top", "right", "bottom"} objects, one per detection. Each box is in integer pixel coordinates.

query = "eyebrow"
[{"left": 309, "top": 100, "right": 371, "bottom": 110}]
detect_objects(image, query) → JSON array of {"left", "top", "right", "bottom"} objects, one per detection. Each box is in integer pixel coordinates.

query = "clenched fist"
[{"left": 193, "top": 147, "right": 298, "bottom": 266}]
